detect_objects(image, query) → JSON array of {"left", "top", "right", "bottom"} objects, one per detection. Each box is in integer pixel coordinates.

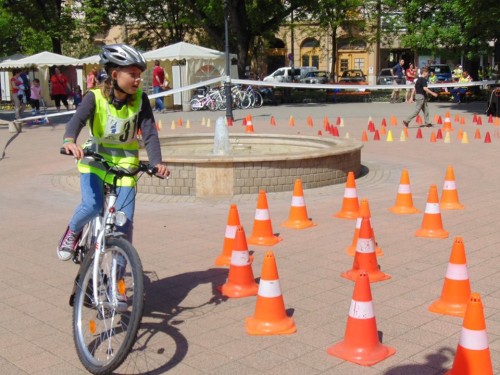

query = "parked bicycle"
[{"left": 59, "top": 148, "right": 162, "bottom": 375}]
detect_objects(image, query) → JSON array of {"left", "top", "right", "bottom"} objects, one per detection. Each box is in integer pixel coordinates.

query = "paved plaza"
[{"left": 0, "top": 99, "right": 499, "bottom": 374}]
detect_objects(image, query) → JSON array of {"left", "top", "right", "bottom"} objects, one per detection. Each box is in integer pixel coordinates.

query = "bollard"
[{"left": 8, "top": 121, "right": 22, "bottom": 133}]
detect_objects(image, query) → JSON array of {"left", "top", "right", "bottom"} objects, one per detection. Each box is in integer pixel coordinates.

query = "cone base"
[
  {"left": 428, "top": 300, "right": 467, "bottom": 317},
  {"left": 218, "top": 282, "right": 258, "bottom": 298},
  {"left": 388, "top": 206, "right": 420, "bottom": 214},
  {"left": 327, "top": 341, "right": 396, "bottom": 366},
  {"left": 341, "top": 269, "right": 391, "bottom": 283},
  {"left": 415, "top": 228, "right": 449, "bottom": 238},
  {"left": 334, "top": 211, "right": 358, "bottom": 220},
  {"left": 245, "top": 316, "right": 297, "bottom": 336},
  {"left": 281, "top": 219, "right": 316, "bottom": 229},
  {"left": 247, "top": 235, "right": 282, "bottom": 246},
  {"left": 440, "top": 203, "right": 464, "bottom": 210}
]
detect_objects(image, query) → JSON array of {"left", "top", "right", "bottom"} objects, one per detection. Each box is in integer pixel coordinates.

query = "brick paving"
[{"left": 0, "top": 100, "right": 499, "bottom": 374}]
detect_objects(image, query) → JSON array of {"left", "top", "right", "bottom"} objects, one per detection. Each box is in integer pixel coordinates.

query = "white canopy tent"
[
  {"left": 0, "top": 51, "right": 81, "bottom": 107},
  {"left": 143, "top": 42, "right": 238, "bottom": 108}
]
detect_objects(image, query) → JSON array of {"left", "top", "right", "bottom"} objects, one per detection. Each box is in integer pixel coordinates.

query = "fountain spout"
[{"left": 213, "top": 117, "right": 231, "bottom": 155}]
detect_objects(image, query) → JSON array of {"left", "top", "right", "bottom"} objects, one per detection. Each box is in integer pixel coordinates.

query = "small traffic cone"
[
  {"left": 186, "top": 119, "right": 191, "bottom": 129},
  {"left": 399, "top": 130, "right": 406, "bottom": 141},
  {"left": 390, "top": 115, "right": 397, "bottom": 126},
  {"left": 437, "top": 115, "right": 443, "bottom": 125},
  {"left": 476, "top": 116, "right": 482, "bottom": 125},
  {"left": 270, "top": 116, "right": 276, "bottom": 126},
  {"left": 331, "top": 126, "right": 339, "bottom": 137},
  {"left": 488, "top": 114, "right": 493, "bottom": 124},
  {"left": 381, "top": 118, "right": 387, "bottom": 127},
  {"left": 218, "top": 226, "right": 259, "bottom": 298},
  {"left": 158, "top": 120, "right": 163, "bottom": 129},
  {"left": 206, "top": 118, "right": 211, "bottom": 127},
  {"left": 416, "top": 128, "right": 423, "bottom": 139},
  {"left": 472, "top": 113, "right": 478, "bottom": 123},
  {"left": 441, "top": 165, "right": 464, "bottom": 210},
  {"left": 386, "top": 130, "right": 394, "bottom": 142},
  {"left": 339, "top": 118, "right": 345, "bottom": 127},
  {"left": 494, "top": 116, "right": 500, "bottom": 126},
  {"left": 416, "top": 114, "right": 423, "bottom": 125},
  {"left": 317, "top": 130, "right": 323, "bottom": 136},
  {"left": 281, "top": 179, "right": 316, "bottom": 229},
  {"left": 380, "top": 124, "right": 387, "bottom": 135},
  {"left": 346, "top": 199, "right": 383, "bottom": 257},
  {"left": 344, "top": 132, "right": 350, "bottom": 139},
  {"left": 373, "top": 129, "right": 380, "bottom": 141},
  {"left": 457, "top": 128, "right": 463, "bottom": 141},
  {"left": 429, "top": 237, "right": 471, "bottom": 317},
  {"left": 474, "top": 128, "right": 481, "bottom": 139},
  {"left": 443, "top": 115, "right": 453, "bottom": 131},
  {"left": 454, "top": 114, "right": 460, "bottom": 123},
  {"left": 307, "top": 115, "right": 313, "bottom": 127},
  {"left": 289, "top": 115, "right": 295, "bottom": 127},
  {"left": 361, "top": 131, "right": 368, "bottom": 142},
  {"left": 460, "top": 116, "right": 466, "bottom": 125},
  {"left": 444, "top": 131, "right": 451, "bottom": 143},
  {"left": 245, "top": 115, "right": 254, "bottom": 133},
  {"left": 248, "top": 190, "right": 282, "bottom": 246},
  {"left": 484, "top": 132, "right": 491, "bottom": 143},
  {"left": 177, "top": 117, "right": 182, "bottom": 127},
  {"left": 430, "top": 131, "right": 437, "bottom": 142},
  {"left": 445, "top": 293, "right": 493, "bottom": 375},
  {"left": 334, "top": 171, "right": 360, "bottom": 220},
  {"left": 215, "top": 204, "right": 241, "bottom": 266},
  {"left": 415, "top": 185, "right": 449, "bottom": 239},
  {"left": 246, "top": 251, "right": 296, "bottom": 335},
  {"left": 403, "top": 127, "right": 409, "bottom": 138},
  {"left": 170, "top": 120, "right": 176, "bottom": 130},
  {"left": 336, "top": 116, "right": 341, "bottom": 125},
  {"left": 462, "top": 131, "right": 469, "bottom": 144},
  {"left": 434, "top": 114, "right": 440, "bottom": 123},
  {"left": 368, "top": 121, "right": 375, "bottom": 132},
  {"left": 201, "top": 117, "right": 206, "bottom": 126},
  {"left": 389, "top": 169, "right": 420, "bottom": 214},
  {"left": 328, "top": 270, "right": 396, "bottom": 366},
  {"left": 227, "top": 117, "right": 233, "bottom": 126},
  {"left": 342, "top": 216, "right": 390, "bottom": 282},
  {"left": 437, "top": 129, "right": 443, "bottom": 139}
]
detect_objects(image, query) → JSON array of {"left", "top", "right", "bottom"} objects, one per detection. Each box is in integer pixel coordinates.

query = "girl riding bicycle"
[{"left": 59, "top": 44, "right": 169, "bottom": 261}]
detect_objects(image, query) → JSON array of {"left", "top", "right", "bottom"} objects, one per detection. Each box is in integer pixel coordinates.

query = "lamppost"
[{"left": 223, "top": 0, "right": 233, "bottom": 123}]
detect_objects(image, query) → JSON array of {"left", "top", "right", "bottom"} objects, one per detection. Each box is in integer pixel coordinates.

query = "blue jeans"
[
  {"left": 451, "top": 88, "right": 467, "bottom": 103},
  {"left": 69, "top": 173, "right": 136, "bottom": 242},
  {"left": 152, "top": 86, "right": 165, "bottom": 111}
]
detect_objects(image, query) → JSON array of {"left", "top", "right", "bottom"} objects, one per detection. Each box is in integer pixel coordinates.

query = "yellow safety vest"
[{"left": 78, "top": 89, "right": 142, "bottom": 187}]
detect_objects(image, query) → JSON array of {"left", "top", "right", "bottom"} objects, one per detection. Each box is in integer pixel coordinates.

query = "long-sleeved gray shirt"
[{"left": 63, "top": 91, "right": 163, "bottom": 166}]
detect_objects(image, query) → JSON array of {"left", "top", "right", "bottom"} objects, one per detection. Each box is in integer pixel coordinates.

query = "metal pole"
[{"left": 224, "top": 3, "right": 233, "bottom": 122}]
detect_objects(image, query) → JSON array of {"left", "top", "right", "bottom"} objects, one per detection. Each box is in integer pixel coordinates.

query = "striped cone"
[
  {"left": 246, "top": 251, "right": 296, "bottom": 335},
  {"left": 215, "top": 204, "right": 241, "bottom": 266},
  {"left": 346, "top": 199, "right": 383, "bottom": 257},
  {"left": 248, "top": 190, "right": 282, "bottom": 246},
  {"left": 334, "top": 171, "right": 360, "bottom": 220},
  {"left": 440, "top": 165, "right": 464, "bottom": 210},
  {"left": 245, "top": 115, "right": 254, "bottom": 133},
  {"left": 327, "top": 270, "right": 396, "bottom": 366},
  {"left": 446, "top": 293, "right": 493, "bottom": 375},
  {"left": 429, "top": 237, "right": 471, "bottom": 317},
  {"left": 415, "top": 185, "right": 449, "bottom": 238},
  {"left": 218, "top": 226, "right": 259, "bottom": 298},
  {"left": 389, "top": 169, "right": 420, "bottom": 214},
  {"left": 281, "top": 179, "right": 316, "bottom": 229},
  {"left": 342, "top": 216, "right": 390, "bottom": 282}
]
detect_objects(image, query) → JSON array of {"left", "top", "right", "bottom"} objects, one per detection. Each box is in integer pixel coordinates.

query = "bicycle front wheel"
[{"left": 72, "top": 237, "right": 144, "bottom": 375}]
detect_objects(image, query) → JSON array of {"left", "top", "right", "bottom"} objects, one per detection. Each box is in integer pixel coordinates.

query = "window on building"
[
  {"left": 354, "top": 58, "right": 365, "bottom": 70},
  {"left": 340, "top": 59, "right": 349, "bottom": 72},
  {"left": 302, "top": 55, "right": 309, "bottom": 67},
  {"left": 312, "top": 56, "right": 319, "bottom": 68}
]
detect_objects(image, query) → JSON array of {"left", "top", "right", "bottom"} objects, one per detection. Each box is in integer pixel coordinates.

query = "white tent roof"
[
  {"left": 143, "top": 41, "right": 235, "bottom": 61},
  {"left": 0, "top": 51, "right": 80, "bottom": 69},
  {"left": 77, "top": 54, "right": 100, "bottom": 65}
]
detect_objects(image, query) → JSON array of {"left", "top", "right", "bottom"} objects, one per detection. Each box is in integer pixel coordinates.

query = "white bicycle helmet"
[{"left": 100, "top": 44, "right": 147, "bottom": 72}]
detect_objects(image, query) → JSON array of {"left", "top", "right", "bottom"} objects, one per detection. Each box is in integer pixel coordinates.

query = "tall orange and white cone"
[
  {"left": 429, "top": 237, "right": 471, "bottom": 317},
  {"left": 389, "top": 169, "right": 420, "bottom": 214},
  {"left": 215, "top": 204, "right": 241, "bottom": 266},
  {"left": 342, "top": 216, "right": 390, "bottom": 282},
  {"left": 246, "top": 251, "right": 296, "bottom": 335},
  {"left": 281, "top": 178, "right": 316, "bottom": 229},
  {"left": 334, "top": 171, "right": 360, "bottom": 219},
  {"left": 248, "top": 190, "right": 282, "bottom": 246},
  {"left": 245, "top": 115, "right": 255, "bottom": 133},
  {"left": 446, "top": 293, "right": 493, "bottom": 375},
  {"left": 440, "top": 165, "right": 464, "bottom": 210},
  {"left": 218, "top": 226, "right": 259, "bottom": 298},
  {"left": 346, "top": 199, "right": 383, "bottom": 257},
  {"left": 415, "top": 185, "right": 449, "bottom": 238},
  {"left": 327, "top": 270, "right": 396, "bottom": 366}
]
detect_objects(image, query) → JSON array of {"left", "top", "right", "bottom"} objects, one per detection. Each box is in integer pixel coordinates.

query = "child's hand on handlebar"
[
  {"left": 62, "top": 142, "right": 84, "bottom": 160},
  {"left": 154, "top": 163, "right": 170, "bottom": 179}
]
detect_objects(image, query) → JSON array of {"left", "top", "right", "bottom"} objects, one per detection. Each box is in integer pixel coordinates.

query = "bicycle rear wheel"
[{"left": 72, "top": 237, "right": 144, "bottom": 375}]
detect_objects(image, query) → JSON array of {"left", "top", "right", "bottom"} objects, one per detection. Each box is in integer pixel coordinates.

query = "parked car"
[
  {"left": 376, "top": 68, "right": 406, "bottom": 85},
  {"left": 338, "top": 69, "right": 367, "bottom": 84},
  {"left": 263, "top": 66, "right": 317, "bottom": 83},
  {"left": 299, "top": 70, "right": 329, "bottom": 84},
  {"left": 428, "top": 64, "right": 452, "bottom": 82}
]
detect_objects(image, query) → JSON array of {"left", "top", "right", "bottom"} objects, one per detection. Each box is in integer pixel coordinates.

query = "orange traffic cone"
[
  {"left": 474, "top": 128, "right": 481, "bottom": 139},
  {"left": 289, "top": 115, "right": 295, "bottom": 127},
  {"left": 245, "top": 115, "right": 254, "bottom": 133},
  {"left": 346, "top": 199, "right": 383, "bottom": 257},
  {"left": 415, "top": 185, "right": 449, "bottom": 238},
  {"left": 446, "top": 293, "right": 493, "bottom": 375},
  {"left": 281, "top": 179, "right": 316, "bottom": 229},
  {"left": 443, "top": 115, "right": 454, "bottom": 131},
  {"left": 389, "top": 169, "right": 420, "bottom": 214},
  {"left": 270, "top": 115, "right": 276, "bottom": 126},
  {"left": 218, "top": 226, "right": 259, "bottom": 298},
  {"left": 361, "top": 131, "right": 369, "bottom": 142},
  {"left": 307, "top": 115, "right": 313, "bottom": 127},
  {"left": 327, "top": 270, "right": 396, "bottom": 366},
  {"left": 342, "top": 216, "right": 390, "bottom": 282},
  {"left": 334, "top": 171, "right": 360, "bottom": 220},
  {"left": 440, "top": 165, "right": 464, "bottom": 210},
  {"left": 429, "top": 237, "right": 471, "bottom": 317},
  {"left": 248, "top": 190, "right": 282, "bottom": 246},
  {"left": 215, "top": 204, "right": 241, "bottom": 266},
  {"left": 245, "top": 251, "right": 296, "bottom": 335}
]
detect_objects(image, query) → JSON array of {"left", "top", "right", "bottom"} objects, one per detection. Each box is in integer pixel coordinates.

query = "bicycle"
[{"left": 59, "top": 148, "right": 160, "bottom": 375}]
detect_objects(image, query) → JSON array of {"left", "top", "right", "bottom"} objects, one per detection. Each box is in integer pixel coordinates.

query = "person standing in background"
[
  {"left": 30, "top": 78, "right": 42, "bottom": 115},
  {"left": 50, "top": 67, "right": 71, "bottom": 112},
  {"left": 86, "top": 67, "right": 98, "bottom": 90},
  {"left": 405, "top": 63, "right": 417, "bottom": 103},
  {"left": 152, "top": 59, "right": 166, "bottom": 112},
  {"left": 390, "top": 58, "right": 405, "bottom": 103}
]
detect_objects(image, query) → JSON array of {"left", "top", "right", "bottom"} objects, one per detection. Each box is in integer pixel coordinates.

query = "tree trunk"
[{"left": 331, "top": 29, "right": 337, "bottom": 82}]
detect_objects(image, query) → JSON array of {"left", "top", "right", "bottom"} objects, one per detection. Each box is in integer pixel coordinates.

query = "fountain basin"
[{"left": 138, "top": 134, "right": 362, "bottom": 197}]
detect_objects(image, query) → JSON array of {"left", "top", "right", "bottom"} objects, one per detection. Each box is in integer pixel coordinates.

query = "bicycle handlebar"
[{"left": 60, "top": 147, "right": 160, "bottom": 178}]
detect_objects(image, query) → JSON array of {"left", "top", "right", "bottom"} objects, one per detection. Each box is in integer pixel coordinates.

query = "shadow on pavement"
[{"left": 383, "top": 347, "right": 454, "bottom": 375}]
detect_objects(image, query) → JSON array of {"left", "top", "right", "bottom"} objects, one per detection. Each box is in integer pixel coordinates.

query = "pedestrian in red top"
[
  {"left": 10, "top": 69, "right": 25, "bottom": 119},
  {"left": 405, "top": 63, "right": 417, "bottom": 103},
  {"left": 50, "top": 67, "right": 71, "bottom": 112},
  {"left": 152, "top": 60, "right": 166, "bottom": 112}
]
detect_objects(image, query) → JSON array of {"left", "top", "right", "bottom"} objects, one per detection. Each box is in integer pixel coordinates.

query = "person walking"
[
  {"left": 390, "top": 58, "right": 405, "bottom": 103},
  {"left": 403, "top": 67, "right": 438, "bottom": 128},
  {"left": 152, "top": 59, "right": 166, "bottom": 112},
  {"left": 58, "top": 44, "right": 169, "bottom": 260}
]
